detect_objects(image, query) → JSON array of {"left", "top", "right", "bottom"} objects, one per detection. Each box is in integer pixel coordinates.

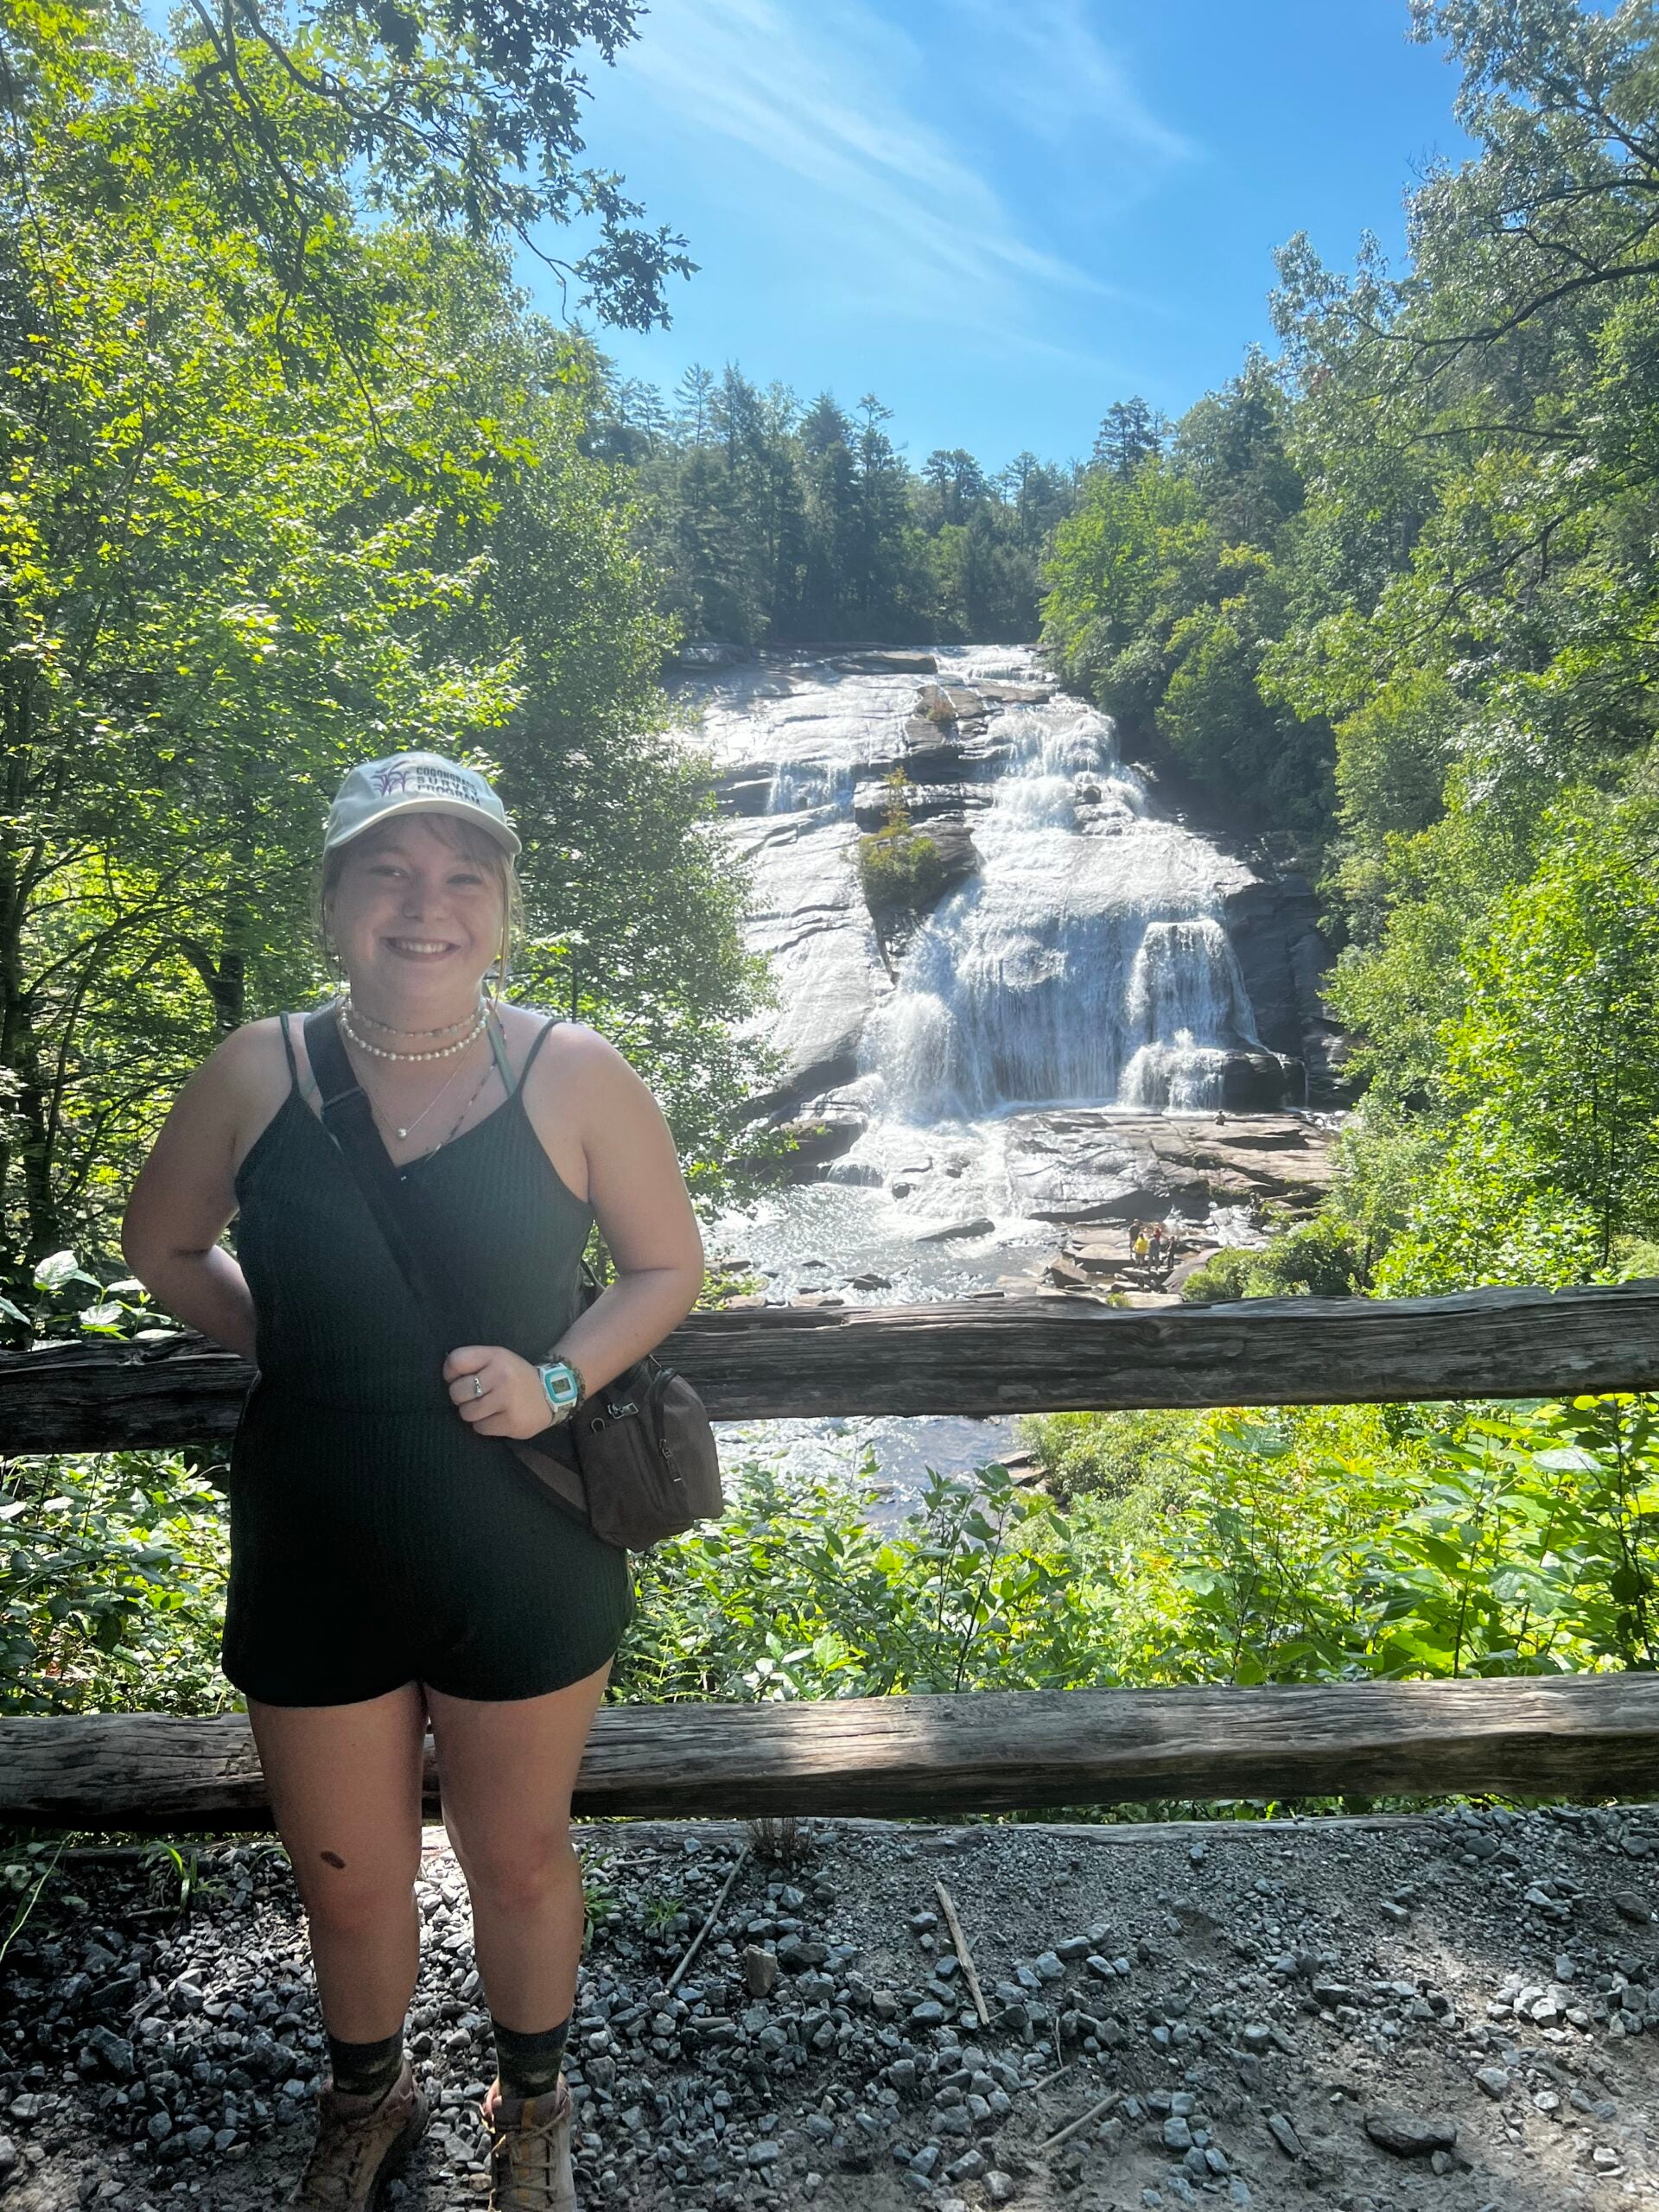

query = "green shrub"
[
  {"left": 1175, "top": 1248, "right": 1259, "bottom": 1305},
  {"left": 0, "top": 1451, "right": 232, "bottom": 1715},
  {"left": 858, "top": 827, "right": 950, "bottom": 913},
  {"left": 1180, "top": 1216, "right": 1369, "bottom": 1303},
  {"left": 1014, "top": 1408, "right": 1198, "bottom": 1503},
  {"left": 614, "top": 1459, "right": 1115, "bottom": 1701},
  {"left": 1030, "top": 1395, "right": 1659, "bottom": 1680}
]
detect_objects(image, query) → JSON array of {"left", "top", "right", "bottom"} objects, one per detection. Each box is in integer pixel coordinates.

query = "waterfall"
[
  {"left": 679, "top": 642, "right": 1306, "bottom": 1503},
  {"left": 858, "top": 674, "right": 1268, "bottom": 1117},
  {"left": 1120, "top": 917, "right": 1266, "bottom": 1111},
  {"left": 767, "top": 757, "right": 855, "bottom": 814}
]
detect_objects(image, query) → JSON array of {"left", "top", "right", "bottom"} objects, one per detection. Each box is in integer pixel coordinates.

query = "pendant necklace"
[
  {"left": 385, "top": 1048, "right": 477, "bottom": 1143},
  {"left": 343, "top": 1017, "right": 487, "bottom": 1142}
]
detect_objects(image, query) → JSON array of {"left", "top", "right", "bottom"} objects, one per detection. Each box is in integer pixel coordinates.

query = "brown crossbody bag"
[{"left": 302, "top": 1007, "right": 724, "bottom": 1553}]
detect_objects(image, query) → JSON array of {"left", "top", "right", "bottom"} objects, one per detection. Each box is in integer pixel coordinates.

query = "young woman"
[{"left": 122, "top": 753, "right": 705, "bottom": 2210}]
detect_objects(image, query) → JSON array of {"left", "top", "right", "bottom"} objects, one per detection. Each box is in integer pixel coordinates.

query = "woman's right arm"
[{"left": 121, "top": 1025, "right": 274, "bottom": 1363}]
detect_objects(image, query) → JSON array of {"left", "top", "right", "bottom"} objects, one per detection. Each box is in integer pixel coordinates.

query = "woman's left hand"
[{"left": 443, "top": 1344, "right": 563, "bottom": 1440}]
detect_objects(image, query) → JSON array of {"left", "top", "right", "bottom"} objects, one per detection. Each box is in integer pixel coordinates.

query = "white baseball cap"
[{"left": 323, "top": 752, "right": 522, "bottom": 859}]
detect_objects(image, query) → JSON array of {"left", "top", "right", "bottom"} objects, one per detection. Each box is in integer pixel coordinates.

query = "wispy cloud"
[
  {"left": 611, "top": 0, "right": 1187, "bottom": 330},
  {"left": 944, "top": 0, "right": 1198, "bottom": 163}
]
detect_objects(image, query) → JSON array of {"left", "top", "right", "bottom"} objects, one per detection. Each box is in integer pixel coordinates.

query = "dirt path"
[{"left": 2, "top": 1804, "right": 1656, "bottom": 2210}]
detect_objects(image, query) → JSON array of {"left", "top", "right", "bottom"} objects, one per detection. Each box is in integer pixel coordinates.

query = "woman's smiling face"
[{"left": 325, "top": 815, "right": 506, "bottom": 1009}]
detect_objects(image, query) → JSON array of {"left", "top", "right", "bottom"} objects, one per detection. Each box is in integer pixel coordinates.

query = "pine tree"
[{"left": 1092, "top": 396, "right": 1167, "bottom": 480}]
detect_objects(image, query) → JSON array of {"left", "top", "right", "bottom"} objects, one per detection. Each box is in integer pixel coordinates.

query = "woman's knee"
[{"left": 453, "top": 1823, "right": 575, "bottom": 1920}]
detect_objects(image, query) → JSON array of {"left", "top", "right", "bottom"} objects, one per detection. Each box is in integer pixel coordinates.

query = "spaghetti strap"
[
  {"left": 277, "top": 1011, "right": 300, "bottom": 1091},
  {"left": 485, "top": 1007, "right": 514, "bottom": 1096},
  {"left": 514, "top": 1016, "right": 562, "bottom": 1096}
]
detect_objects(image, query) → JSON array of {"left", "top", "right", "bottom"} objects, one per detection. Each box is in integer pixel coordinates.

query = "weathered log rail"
[
  {"left": 3, "top": 1278, "right": 1658, "bottom": 1455},
  {"left": 3, "top": 1280, "right": 1657, "bottom": 1829},
  {"left": 2, "top": 1677, "right": 1656, "bottom": 1832}
]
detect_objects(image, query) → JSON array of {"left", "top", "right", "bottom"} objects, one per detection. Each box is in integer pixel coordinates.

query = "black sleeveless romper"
[{"left": 221, "top": 1014, "right": 632, "bottom": 1707}]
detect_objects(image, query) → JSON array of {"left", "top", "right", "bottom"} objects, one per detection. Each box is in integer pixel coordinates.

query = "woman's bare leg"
[
  {"left": 425, "top": 1662, "right": 610, "bottom": 2030},
  {"left": 247, "top": 1684, "right": 429, "bottom": 2041}
]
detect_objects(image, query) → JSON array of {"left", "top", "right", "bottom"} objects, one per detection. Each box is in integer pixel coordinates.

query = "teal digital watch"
[{"left": 537, "top": 1357, "right": 585, "bottom": 1421}]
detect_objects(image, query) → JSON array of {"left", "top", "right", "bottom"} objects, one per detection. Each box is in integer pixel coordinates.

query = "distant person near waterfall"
[{"left": 121, "top": 753, "right": 704, "bottom": 2211}]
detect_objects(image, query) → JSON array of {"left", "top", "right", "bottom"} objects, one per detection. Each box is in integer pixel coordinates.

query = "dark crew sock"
[
  {"left": 492, "top": 2014, "right": 571, "bottom": 2101},
  {"left": 326, "top": 2025, "right": 405, "bottom": 2101}
]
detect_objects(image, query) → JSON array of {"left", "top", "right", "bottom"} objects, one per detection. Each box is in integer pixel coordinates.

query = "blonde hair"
[{"left": 319, "top": 811, "right": 523, "bottom": 995}]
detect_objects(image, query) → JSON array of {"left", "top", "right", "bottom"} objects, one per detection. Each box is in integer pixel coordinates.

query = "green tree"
[
  {"left": 0, "top": 8, "right": 772, "bottom": 1269},
  {"left": 1379, "top": 807, "right": 1659, "bottom": 1292},
  {"left": 1091, "top": 396, "right": 1166, "bottom": 480},
  {"left": 6, "top": 0, "right": 696, "bottom": 327}
]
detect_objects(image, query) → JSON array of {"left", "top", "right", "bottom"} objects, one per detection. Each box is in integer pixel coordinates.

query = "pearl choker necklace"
[{"left": 338, "top": 1002, "right": 488, "bottom": 1063}]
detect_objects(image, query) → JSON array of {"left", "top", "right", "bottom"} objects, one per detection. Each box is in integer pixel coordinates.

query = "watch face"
[{"left": 541, "top": 1362, "right": 581, "bottom": 1408}]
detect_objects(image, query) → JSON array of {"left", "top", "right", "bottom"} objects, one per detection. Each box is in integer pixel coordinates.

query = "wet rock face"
[
  {"left": 1222, "top": 1050, "right": 1304, "bottom": 1115},
  {"left": 670, "top": 639, "right": 756, "bottom": 671},
  {"left": 725, "top": 809, "right": 880, "bottom": 1113},
  {"left": 1220, "top": 880, "right": 1341, "bottom": 1104},
  {"left": 851, "top": 779, "right": 993, "bottom": 831}
]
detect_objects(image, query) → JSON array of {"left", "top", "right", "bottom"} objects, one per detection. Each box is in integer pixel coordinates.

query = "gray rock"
[
  {"left": 741, "top": 1946, "right": 778, "bottom": 1998},
  {"left": 914, "top": 1216, "right": 997, "bottom": 1245},
  {"left": 1362, "top": 2106, "right": 1458, "bottom": 2158},
  {"left": 83, "top": 2024, "right": 136, "bottom": 2080},
  {"left": 1475, "top": 2065, "right": 1510, "bottom": 2099},
  {"left": 1265, "top": 2112, "right": 1302, "bottom": 2158}
]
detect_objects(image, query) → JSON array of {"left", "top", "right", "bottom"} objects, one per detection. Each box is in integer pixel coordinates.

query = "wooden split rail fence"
[{"left": 2, "top": 1279, "right": 1657, "bottom": 1831}]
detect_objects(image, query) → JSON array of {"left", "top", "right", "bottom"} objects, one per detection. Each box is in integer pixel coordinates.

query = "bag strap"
[{"left": 301, "top": 1006, "right": 589, "bottom": 1515}]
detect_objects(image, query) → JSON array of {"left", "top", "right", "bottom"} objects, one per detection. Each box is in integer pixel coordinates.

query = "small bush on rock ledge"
[{"left": 858, "top": 824, "right": 951, "bottom": 914}]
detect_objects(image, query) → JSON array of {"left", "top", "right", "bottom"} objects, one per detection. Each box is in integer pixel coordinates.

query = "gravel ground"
[{"left": 0, "top": 1803, "right": 1656, "bottom": 2212}]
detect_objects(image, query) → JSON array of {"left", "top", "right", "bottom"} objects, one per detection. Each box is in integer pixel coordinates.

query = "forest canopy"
[
  {"left": 6, "top": 0, "right": 1659, "bottom": 1314},
  {"left": 0, "top": 0, "right": 769, "bottom": 1276}
]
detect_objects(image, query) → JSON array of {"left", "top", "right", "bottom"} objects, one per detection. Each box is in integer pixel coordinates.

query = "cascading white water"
[
  {"left": 860, "top": 677, "right": 1267, "bottom": 1118},
  {"left": 1120, "top": 917, "right": 1267, "bottom": 1111},
  {"left": 767, "top": 758, "right": 855, "bottom": 812}
]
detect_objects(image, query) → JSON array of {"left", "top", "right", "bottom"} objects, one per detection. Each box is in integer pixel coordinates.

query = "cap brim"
[{"left": 327, "top": 795, "right": 522, "bottom": 859}]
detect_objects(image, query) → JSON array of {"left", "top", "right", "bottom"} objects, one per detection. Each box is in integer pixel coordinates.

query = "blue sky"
[{"left": 542, "top": 0, "right": 1472, "bottom": 469}]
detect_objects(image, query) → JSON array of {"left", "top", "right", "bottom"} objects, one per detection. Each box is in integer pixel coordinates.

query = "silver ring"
[{"left": 470, "top": 1374, "right": 485, "bottom": 1399}]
